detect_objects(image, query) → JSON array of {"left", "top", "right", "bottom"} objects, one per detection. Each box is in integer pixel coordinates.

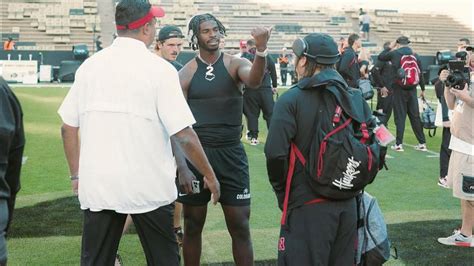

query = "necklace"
[{"left": 198, "top": 52, "right": 220, "bottom": 82}]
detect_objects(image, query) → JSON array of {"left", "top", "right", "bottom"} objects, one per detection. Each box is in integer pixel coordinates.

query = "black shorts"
[{"left": 177, "top": 143, "right": 250, "bottom": 206}]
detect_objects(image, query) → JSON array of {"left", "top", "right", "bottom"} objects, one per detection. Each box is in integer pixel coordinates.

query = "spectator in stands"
[
  {"left": 58, "top": 1, "right": 219, "bottom": 265},
  {"left": 156, "top": 25, "right": 185, "bottom": 71},
  {"left": 3, "top": 37, "right": 15, "bottom": 51},
  {"left": 242, "top": 39, "right": 278, "bottom": 145},
  {"left": 371, "top": 41, "right": 396, "bottom": 125},
  {"left": 437, "top": 81, "right": 474, "bottom": 248},
  {"left": 95, "top": 35, "right": 103, "bottom": 52},
  {"left": 265, "top": 33, "right": 356, "bottom": 265},
  {"left": 278, "top": 47, "right": 289, "bottom": 86},
  {"left": 177, "top": 13, "right": 270, "bottom": 265},
  {"left": 338, "top": 33, "right": 361, "bottom": 88},
  {"left": 359, "top": 12, "right": 371, "bottom": 41},
  {"left": 434, "top": 65, "right": 452, "bottom": 188},
  {"left": 378, "top": 36, "right": 427, "bottom": 152},
  {"left": 0, "top": 76, "right": 25, "bottom": 266}
]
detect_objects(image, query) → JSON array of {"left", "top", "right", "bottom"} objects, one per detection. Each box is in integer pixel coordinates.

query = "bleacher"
[
  {"left": 1, "top": 0, "right": 100, "bottom": 51},
  {"left": 347, "top": 9, "right": 474, "bottom": 56},
  {"left": 1, "top": 0, "right": 473, "bottom": 56}
]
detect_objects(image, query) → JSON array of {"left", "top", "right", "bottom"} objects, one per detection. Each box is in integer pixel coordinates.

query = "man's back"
[{"left": 58, "top": 37, "right": 195, "bottom": 213}]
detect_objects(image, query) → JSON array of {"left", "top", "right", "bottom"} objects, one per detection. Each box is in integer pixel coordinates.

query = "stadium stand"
[
  {"left": 1, "top": 0, "right": 100, "bottom": 51},
  {"left": 0, "top": 0, "right": 472, "bottom": 56}
]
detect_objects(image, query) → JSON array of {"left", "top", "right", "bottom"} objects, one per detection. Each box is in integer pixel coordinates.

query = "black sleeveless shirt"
[{"left": 188, "top": 53, "right": 243, "bottom": 147}]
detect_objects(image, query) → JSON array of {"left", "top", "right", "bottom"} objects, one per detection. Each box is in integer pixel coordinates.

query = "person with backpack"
[
  {"left": 378, "top": 36, "right": 427, "bottom": 152},
  {"left": 265, "top": 33, "right": 385, "bottom": 265},
  {"left": 338, "top": 33, "right": 362, "bottom": 88}
]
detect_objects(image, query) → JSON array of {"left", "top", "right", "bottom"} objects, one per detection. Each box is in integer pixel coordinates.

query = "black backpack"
[{"left": 287, "top": 82, "right": 386, "bottom": 200}]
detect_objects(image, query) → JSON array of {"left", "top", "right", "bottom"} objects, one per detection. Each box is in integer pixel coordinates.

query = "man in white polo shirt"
[{"left": 58, "top": 1, "right": 220, "bottom": 265}]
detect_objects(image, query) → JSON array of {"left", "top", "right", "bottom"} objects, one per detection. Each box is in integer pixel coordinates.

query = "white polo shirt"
[{"left": 58, "top": 37, "right": 195, "bottom": 214}]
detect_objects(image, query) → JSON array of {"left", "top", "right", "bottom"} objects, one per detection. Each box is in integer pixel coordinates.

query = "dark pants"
[
  {"left": 440, "top": 127, "right": 452, "bottom": 177},
  {"left": 280, "top": 69, "right": 288, "bottom": 85},
  {"left": 81, "top": 204, "right": 179, "bottom": 266},
  {"left": 278, "top": 199, "right": 357, "bottom": 266},
  {"left": 392, "top": 87, "right": 426, "bottom": 145},
  {"left": 0, "top": 200, "right": 8, "bottom": 265},
  {"left": 376, "top": 91, "right": 393, "bottom": 126},
  {"left": 244, "top": 88, "right": 274, "bottom": 139}
]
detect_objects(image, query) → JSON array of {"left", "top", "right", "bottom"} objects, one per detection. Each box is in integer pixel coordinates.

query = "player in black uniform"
[{"left": 176, "top": 13, "right": 271, "bottom": 265}]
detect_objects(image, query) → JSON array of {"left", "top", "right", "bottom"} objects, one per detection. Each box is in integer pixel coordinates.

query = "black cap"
[
  {"left": 157, "top": 25, "right": 184, "bottom": 41},
  {"left": 396, "top": 36, "right": 410, "bottom": 45},
  {"left": 466, "top": 46, "right": 473, "bottom": 51},
  {"left": 304, "top": 33, "right": 340, "bottom": 65}
]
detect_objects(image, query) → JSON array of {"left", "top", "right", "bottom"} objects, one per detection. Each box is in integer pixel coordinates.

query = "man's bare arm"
[
  {"left": 171, "top": 127, "right": 220, "bottom": 203},
  {"left": 61, "top": 124, "right": 80, "bottom": 195}
]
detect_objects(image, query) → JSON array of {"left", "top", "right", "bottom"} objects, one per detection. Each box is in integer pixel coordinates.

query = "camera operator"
[{"left": 437, "top": 78, "right": 474, "bottom": 247}]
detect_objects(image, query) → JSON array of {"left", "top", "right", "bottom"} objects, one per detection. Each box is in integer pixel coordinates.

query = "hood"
[{"left": 296, "top": 68, "right": 372, "bottom": 123}]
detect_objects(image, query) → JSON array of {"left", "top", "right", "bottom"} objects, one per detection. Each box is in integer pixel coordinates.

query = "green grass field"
[{"left": 5, "top": 86, "right": 474, "bottom": 265}]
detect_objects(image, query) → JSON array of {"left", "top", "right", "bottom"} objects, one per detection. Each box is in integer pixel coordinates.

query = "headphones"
[
  {"left": 292, "top": 37, "right": 340, "bottom": 63},
  {"left": 292, "top": 38, "right": 317, "bottom": 59}
]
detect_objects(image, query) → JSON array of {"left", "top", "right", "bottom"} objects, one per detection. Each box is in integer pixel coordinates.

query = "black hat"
[
  {"left": 157, "top": 25, "right": 184, "bottom": 41},
  {"left": 396, "top": 36, "right": 410, "bottom": 45},
  {"left": 293, "top": 33, "right": 340, "bottom": 65},
  {"left": 466, "top": 46, "right": 473, "bottom": 51}
]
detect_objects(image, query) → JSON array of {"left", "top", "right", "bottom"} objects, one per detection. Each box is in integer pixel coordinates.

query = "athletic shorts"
[
  {"left": 177, "top": 143, "right": 250, "bottom": 206},
  {"left": 447, "top": 151, "right": 474, "bottom": 201},
  {"left": 362, "top": 23, "right": 370, "bottom": 33}
]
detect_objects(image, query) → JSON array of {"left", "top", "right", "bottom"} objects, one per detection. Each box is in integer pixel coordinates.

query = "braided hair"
[{"left": 188, "top": 13, "right": 226, "bottom": 50}]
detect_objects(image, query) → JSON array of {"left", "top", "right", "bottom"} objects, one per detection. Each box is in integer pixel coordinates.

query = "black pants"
[
  {"left": 280, "top": 69, "right": 288, "bottom": 85},
  {"left": 392, "top": 87, "right": 426, "bottom": 145},
  {"left": 0, "top": 200, "right": 7, "bottom": 265},
  {"left": 243, "top": 88, "right": 274, "bottom": 139},
  {"left": 440, "top": 127, "right": 452, "bottom": 177},
  {"left": 81, "top": 204, "right": 179, "bottom": 266},
  {"left": 278, "top": 199, "right": 357, "bottom": 266},
  {"left": 376, "top": 91, "right": 393, "bottom": 126}
]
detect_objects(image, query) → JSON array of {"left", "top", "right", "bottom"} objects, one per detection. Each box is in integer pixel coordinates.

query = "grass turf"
[{"left": 6, "top": 86, "right": 474, "bottom": 265}]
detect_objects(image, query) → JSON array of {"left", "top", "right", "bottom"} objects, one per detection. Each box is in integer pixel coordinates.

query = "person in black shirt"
[
  {"left": 372, "top": 41, "right": 396, "bottom": 125},
  {"left": 378, "top": 36, "right": 427, "bottom": 152},
  {"left": 176, "top": 13, "right": 271, "bottom": 265},
  {"left": 242, "top": 39, "right": 278, "bottom": 145},
  {"left": 155, "top": 25, "right": 184, "bottom": 71},
  {"left": 338, "top": 33, "right": 361, "bottom": 87},
  {"left": 0, "top": 77, "right": 25, "bottom": 266},
  {"left": 265, "top": 33, "right": 357, "bottom": 265}
]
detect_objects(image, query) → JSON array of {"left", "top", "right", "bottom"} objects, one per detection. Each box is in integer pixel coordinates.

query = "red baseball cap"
[{"left": 116, "top": 6, "right": 165, "bottom": 30}]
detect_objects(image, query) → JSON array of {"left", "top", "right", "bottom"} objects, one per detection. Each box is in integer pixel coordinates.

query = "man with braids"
[
  {"left": 58, "top": 1, "right": 219, "bottom": 265},
  {"left": 176, "top": 13, "right": 271, "bottom": 265}
]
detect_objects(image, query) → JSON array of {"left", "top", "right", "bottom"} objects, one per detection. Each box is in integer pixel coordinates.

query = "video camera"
[{"left": 445, "top": 51, "right": 470, "bottom": 89}]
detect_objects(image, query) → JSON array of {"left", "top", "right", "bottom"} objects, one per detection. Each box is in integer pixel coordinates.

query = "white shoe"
[
  {"left": 391, "top": 144, "right": 404, "bottom": 152},
  {"left": 414, "top": 143, "right": 428, "bottom": 152},
  {"left": 437, "top": 177, "right": 448, "bottom": 188},
  {"left": 438, "top": 232, "right": 473, "bottom": 247},
  {"left": 250, "top": 138, "right": 259, "bottom": 146}
]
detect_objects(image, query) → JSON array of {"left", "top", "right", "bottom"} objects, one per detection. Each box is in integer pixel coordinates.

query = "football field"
[{"left": 6, "top": 86, "right": 473, "bottom": 265}]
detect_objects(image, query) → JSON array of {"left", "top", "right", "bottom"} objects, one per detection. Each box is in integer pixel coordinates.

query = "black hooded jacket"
[
  {"left": 264, "top": 68, "right": 372, "bottom": 210},
  {"left": 378, "top": 46, "right": 425, "bottom": 90},
  {"left": 0, "top": 77, "right": 25, "bottom": 200}
]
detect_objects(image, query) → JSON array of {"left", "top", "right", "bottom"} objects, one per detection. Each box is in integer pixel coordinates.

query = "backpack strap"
[{"left": 281, "top": 142, "right": 306, "bottom": 225}]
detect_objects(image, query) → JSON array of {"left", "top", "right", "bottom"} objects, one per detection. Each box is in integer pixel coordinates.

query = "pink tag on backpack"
[{"left": 375, "top": 125, "right": 395, "bottom": 147}]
